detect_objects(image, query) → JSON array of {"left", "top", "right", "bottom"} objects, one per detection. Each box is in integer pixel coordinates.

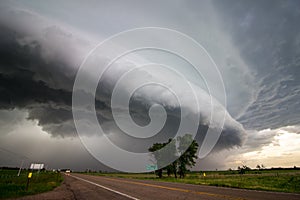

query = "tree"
[
  {"left": 171, "top": 160, "right": 178, "bottom": 178},
  {"left": 177, "top": 134, "right": 199, "bottom": 178},
  {"left": 256, "top": 164, "right": 261, "bottom": 170},
  {"left": 238, "top": 165, "right": 251, "bottom": 174},
  {"left": 148, "top": 139, "right": 177, "bottom": 178},
  {"left": 148, "top": 142, "right": 165, "bottom": 178},
  {"left": 148, "top": 134, "right": 198, "bottom": 179}
]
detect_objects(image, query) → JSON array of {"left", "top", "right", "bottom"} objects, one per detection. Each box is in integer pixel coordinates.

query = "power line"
[{"left": 0, "top": 147, "right": 31, "bottom": 161}]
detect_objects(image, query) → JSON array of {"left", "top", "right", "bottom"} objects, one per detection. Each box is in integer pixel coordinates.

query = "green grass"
[
  {"left": 85, "top": 169, "right": 300, "bottom": 193},
  {"left": 0, "top": 169, "right": 63, "bottom": 199}
]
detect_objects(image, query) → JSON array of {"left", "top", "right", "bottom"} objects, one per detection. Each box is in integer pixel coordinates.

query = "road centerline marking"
[
  {"left": 68, "top": 174, "right": 140, "bottom": 200},
  {"left": 100, "top": 176, "right": 246, "bottom": 200}
]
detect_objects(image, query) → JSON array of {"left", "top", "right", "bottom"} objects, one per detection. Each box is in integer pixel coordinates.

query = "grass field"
[
  {"left": 85, "top": 169, "right": 300, "bottom": 193},
  {"left": 0, "top": 169, "right": 63, "bottom": 199}
]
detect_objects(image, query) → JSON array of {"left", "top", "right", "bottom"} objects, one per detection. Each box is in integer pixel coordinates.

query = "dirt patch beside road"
[{"left": 12, "top": 175, "right": 75, "bottom": 200}]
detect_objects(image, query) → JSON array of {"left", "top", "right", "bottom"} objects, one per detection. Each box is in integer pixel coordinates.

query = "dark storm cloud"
[
  {"left": 0, "top": 6, "right": 246, "bottom": 154},
  {"left": 0, "top": 24, "right": 111, "bottom": 137},
  {"left": 213, "top": 0, "right": 300, "bottom": 130},
  {"left": 0, "top": 7, "right": 109, "bottom": 137}
]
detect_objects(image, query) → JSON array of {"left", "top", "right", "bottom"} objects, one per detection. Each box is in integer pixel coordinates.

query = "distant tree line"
[{"left": 233, "top": 164, "right": 300, "bottom": 174}]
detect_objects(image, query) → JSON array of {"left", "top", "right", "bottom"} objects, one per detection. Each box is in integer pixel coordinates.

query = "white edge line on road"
[{"left": 67, "top": 174, "right": 140, "bottom": 200}]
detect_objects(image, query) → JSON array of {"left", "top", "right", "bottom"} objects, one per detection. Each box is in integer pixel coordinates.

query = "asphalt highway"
[{"left": 59, "top": 173, "right": 300, "bottom": 200}]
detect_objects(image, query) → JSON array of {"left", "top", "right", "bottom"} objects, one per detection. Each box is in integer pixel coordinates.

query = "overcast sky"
[{"left": 0, "top": 0, "right": 300, "bottom": 171}]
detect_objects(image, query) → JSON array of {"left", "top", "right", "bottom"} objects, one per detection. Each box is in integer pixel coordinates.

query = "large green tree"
[
  {"left": 148, "top": 134, "right": 198, "bottom": 178},
  {"left": 148, "top": 139, "right": 177, "bottom": 178},
  {"left": 177, "top": 134, "right": 199, "bottom": 178}
]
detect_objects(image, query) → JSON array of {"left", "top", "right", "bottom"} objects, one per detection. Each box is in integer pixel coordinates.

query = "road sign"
[
  {"left": 146, "top": 164, "right": 157, "bottom": 171},
  {"left": 30, "top": 163, "right": 44, "bottom": 170},
  {"left": 26, "top": 172, "right": 33, "bottom": 191}
]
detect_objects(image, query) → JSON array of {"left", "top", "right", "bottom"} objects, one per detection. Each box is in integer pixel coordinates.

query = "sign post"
[
  {"left": 26, "top": 172, "right": 32, "bottom": 191},
  {"left": 17, "top": 160, "right": 24, "bottom": 177}
]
